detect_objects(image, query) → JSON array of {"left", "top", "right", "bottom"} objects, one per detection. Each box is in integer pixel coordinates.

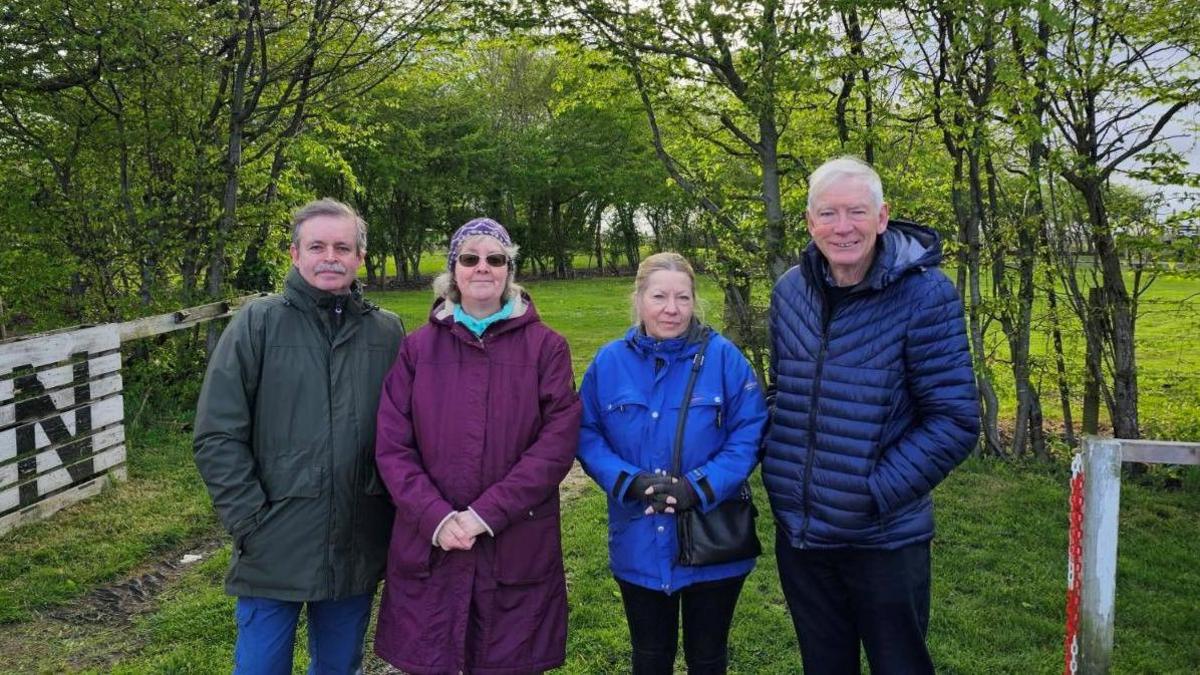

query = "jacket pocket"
[
  {"left": 494, "top": 497, "right": 563, "bottom": 585},
  {"left": 260, "top": 462, "right": 322, "bottom": 501},
  {"left": 386, "top": 516, "right": 436, "bottom": 578},
  {"left": 606, "top": 512, "right": 644, "bottom": 580},
  {"left": 238, "top": 463, "right": 322, "bottom": 555},
  {"left": 599, "top": 389, "right": 651, "bottom": 461},
  {"left": 669, "top": 390, "right": 724, "bottom": 466}
]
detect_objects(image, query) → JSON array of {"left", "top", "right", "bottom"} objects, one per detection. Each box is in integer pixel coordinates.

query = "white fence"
[
  {"left": 0, "top": 295, "right": 263, "bottom": 535},
  {"left": 1068, "top": 436, "right": 1200, "bottom": 674}
]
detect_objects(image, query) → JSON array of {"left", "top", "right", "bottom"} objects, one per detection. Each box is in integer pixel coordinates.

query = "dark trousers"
[
  {"left": 775, "top": 533, "right": 933, "bottom": 675},
  {"left": 616, "top": 575, "right": 747, "bottom": 675}
]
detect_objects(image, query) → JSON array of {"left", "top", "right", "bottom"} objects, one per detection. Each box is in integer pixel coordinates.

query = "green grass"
[
  {"left": 955, "top": 268, "right": 1200, "bottom": 442},
  {"left": 9, "top": 459, "right": 1196, "bottom": 673},
  {"left": 0, "top": 416, "right": 216, "bottom": 625},
  {"left": 374, "top": 276, "right": 727, "bottom": 383},
  {"left": 363, "top": 251, "right": 625, "bottom": 283},
  {"left": 1, "top": 273, "right": 1198, "bottom": 672}
]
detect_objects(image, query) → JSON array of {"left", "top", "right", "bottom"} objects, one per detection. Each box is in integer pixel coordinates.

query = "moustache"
[{"left": 315, "top": 262, "right": 346, "bottom": 274}]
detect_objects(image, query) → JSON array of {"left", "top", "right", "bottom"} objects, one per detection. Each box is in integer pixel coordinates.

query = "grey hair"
[
  {"left": 291, "top": 198, "right": 368, "bottom": 253},
  {"left": 631, "top": 251, "right": 704, "bottom": 325},
  {"left": 432, "top": 235, "right": 524, "bottom": 304},
  {"left": 806, "top": 156, "right": 884, "bottom": 212}
]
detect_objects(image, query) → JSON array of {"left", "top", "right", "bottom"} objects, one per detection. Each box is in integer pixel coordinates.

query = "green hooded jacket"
[{"left": 194, "top": 268, "right": 404, "bottom": 600}]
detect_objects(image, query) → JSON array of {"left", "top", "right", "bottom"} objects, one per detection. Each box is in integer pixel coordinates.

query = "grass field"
[
  {"left": 974, "top": 272, "right": 1200, "bottom": 444},
  {"left": 1, "top": 273, "right": 1197, "bottom": 672}
]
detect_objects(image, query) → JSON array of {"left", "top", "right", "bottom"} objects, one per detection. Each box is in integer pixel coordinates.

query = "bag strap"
[{"left": 672, "top": 331, "right": 713, "bottom": 476}]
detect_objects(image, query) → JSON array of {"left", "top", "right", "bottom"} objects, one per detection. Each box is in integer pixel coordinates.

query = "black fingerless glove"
[
  {"left": 654, "top": 476, "right": 700, "bottom": 512},
  {"left": 624, "top": 472, "right": 673, "bottom": 504}
]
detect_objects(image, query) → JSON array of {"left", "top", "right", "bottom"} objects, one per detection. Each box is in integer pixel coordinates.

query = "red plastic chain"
[{"left": 1064, "top": 453, "right": 1085, "bottom": 675}]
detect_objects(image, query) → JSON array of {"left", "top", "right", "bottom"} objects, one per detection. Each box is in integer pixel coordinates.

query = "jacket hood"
[
  {"left": 622, "top": 321, "right": 711, "bottom": 358},
  {"left": 804, "top": 218, "right": 943, "bottom": 291},
  {"left": 283, "top": 267, "right": 374, "bottom": 314},
  {"left": 429, "top": 291, "right": 537, "bottom": 338}
]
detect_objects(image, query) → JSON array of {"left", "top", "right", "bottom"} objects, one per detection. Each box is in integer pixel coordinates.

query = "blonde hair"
[
  {"left": 631, "top": 252, "right": 703, "bottom": 325},
  {"left": 432, "top": 234, "right": 524, "bottom": 304}
]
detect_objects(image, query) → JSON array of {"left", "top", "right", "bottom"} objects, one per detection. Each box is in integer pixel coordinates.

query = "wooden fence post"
[{"left": 1079, "top": 437, "right": 1121, "bottom": 674}]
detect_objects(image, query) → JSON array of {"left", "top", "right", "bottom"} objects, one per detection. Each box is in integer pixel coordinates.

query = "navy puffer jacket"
[{"left": 764, "top": 220, "right": 979, "bottom": 550}]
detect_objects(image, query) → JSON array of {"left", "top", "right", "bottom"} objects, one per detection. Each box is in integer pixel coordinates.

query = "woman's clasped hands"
[
  {"left": 627, "top": 470, "right": 700, "bottom": 515},
  {"left": 435, "top": 510, "right": 490, "bottom": 551}
]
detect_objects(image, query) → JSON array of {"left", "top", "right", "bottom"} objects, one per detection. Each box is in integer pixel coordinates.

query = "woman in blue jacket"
[{"left": 578, "top": 252, "right": 767, "bottom": 675}]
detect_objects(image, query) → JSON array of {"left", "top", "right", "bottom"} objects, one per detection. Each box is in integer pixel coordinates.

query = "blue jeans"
[
  {"left": 775, "top": 533, "right": 933, "bottom": 675},
  {"left": 233, "top": 593, "right": 373, "bottom": 675}
]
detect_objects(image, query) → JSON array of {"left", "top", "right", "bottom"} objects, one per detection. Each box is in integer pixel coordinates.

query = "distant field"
[
  {"left": 362, "top": 251, "right": 625, "bottom": 283},
  {"left": 967, "top": 271, "right": 1200, "bottom": 443},
  {"left": 374, "top": 271, "right": 1200, "bottom": 442},
  {"left": 372, "top": 276, "right": 682, "bottom": 381}
]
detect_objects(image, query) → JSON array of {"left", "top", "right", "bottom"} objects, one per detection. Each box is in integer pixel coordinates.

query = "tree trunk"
[
  {"left": 758, "top": 118, "right": 788, "bottom": 280},
  {"left": 721, "top": 277, "right": 760, "bottom": 377},
  {"left": 1045, "top": 266, "right": 1076, "bottom": 447},
  {"left": 365, "top": 251, "right": 377, "bottom": 286},
  {"left": 550, "top": 200, "right": 568, "bottom": 279},
  {"left": 237, "top": 2, "right": 321, "bottom": 293},
  {"left": 1081, "top": 286, "right": 1107, "bottom": 435},
  {"left": 1081, "top": 182, "right": 1139, "bottom": 439},
  {"left": 961, "top": 150, "right": 1003, "bottom": 456},
  {"left": 207, "top": 1, "right": 259, "bottom": 356},
  {"left": 592, "top": 202, "right": 606, "bottom": 273}
]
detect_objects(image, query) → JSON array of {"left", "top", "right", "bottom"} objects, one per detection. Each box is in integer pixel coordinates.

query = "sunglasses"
[{"left": 457, "top": 252, "right": 508, "bottom": 268}]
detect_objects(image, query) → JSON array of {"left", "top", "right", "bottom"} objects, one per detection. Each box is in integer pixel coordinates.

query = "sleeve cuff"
[
  {"left": 613, "top": 471, "right": 632, "bottom": 501},
  {"left": 230, "top": 502, "right": 267, "bottom": 539},
  {"left": 467, "top": 507, "right": 494, "bottom": 537},
  {"left": 430, "top": 511, "right": 456, "bottom": 546},
  {"left": 686, "top": 469, "right": 716, "bottom": 507}
]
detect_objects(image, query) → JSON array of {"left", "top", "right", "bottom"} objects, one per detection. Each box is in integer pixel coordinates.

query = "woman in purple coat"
[{"left": 374, "top": 218, "right": 582, "bottom": 675}]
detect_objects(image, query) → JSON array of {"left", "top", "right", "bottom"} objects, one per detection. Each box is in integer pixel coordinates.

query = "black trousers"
[
  {"left": 616, "top": 575, "right": 747, "bottom": 675},
  {"left": 775, "top": 532, "right": 934, "bottom": 675}
]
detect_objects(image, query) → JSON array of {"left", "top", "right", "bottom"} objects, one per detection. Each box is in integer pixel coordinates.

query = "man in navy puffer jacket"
[{"left": 765, "top": 157, "right": 980, "bottom": 674}]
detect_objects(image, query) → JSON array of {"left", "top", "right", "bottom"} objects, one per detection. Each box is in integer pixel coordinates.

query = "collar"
[
  {"left": 623, "top": 320, "right": 709, "bottom": 358},
  {"left": 434, "top": 292, "right": 527, "bottom": 323},
  {"left": 453, "top": 298, "right": 516, "bottom": 337},
  {"left": 282, "top": 267, "right": 370, "bottom": 314}
]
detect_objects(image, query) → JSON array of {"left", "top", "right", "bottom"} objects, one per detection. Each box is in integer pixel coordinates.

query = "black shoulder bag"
[{"left": 673, "top": 333, "right": 762, "bottom": 566}]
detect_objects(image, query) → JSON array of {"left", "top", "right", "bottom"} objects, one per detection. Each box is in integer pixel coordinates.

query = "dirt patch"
[
  {"left": 559, "top": 459, "right": 597, "bottom": 501},
  {"left": 0, "top": 535, "right": 225, "bottom": 672},
  {"left": 49, "top": 537, "right": 225, "bottom": 626}
]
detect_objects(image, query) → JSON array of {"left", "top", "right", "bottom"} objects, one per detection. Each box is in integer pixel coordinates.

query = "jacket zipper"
[
  {"left": 800, "top": 294, "right": 835, "bottom": 544},
  {"left": 325, "top": 340, "right": 336, "bottom": 595}
]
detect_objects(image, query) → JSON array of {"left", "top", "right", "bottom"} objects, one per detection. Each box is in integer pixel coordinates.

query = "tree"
[{"left": 1043, "top": 0, "right": 1200, "bottom": 438}]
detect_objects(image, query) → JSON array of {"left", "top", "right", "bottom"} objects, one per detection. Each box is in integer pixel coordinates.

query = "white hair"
[{"left": 807, "top": 156, "right": 884, "bottom": 212}]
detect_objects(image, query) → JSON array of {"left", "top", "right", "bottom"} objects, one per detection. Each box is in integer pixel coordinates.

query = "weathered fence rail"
[
  {"left": 0, "top": 294, "right": 265, "bottom": 535},
  {"left": 1066, "top": 436, "right": 1200, "bottom": 674}
]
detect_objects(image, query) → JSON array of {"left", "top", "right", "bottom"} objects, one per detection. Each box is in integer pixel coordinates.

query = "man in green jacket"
[{"left": 194, "top": 198, "right": 404, "bottom": 674}]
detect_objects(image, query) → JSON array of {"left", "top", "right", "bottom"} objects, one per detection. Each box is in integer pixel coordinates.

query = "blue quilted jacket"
[
  {"left": 764, "top": 220, "right": 979, "bottom": 550},
  {"left": 578, "top": 326, "right": 767, "bottom": 592}
]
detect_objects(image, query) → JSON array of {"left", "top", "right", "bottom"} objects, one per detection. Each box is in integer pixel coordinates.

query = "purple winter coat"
[{"left": 374, "top": 294, "right": 582, "bottom": 675}]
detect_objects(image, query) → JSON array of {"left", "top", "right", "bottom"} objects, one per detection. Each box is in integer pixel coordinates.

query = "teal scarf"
[{"left": 454, "top": 298, "right": 515, "bottom": 337}]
